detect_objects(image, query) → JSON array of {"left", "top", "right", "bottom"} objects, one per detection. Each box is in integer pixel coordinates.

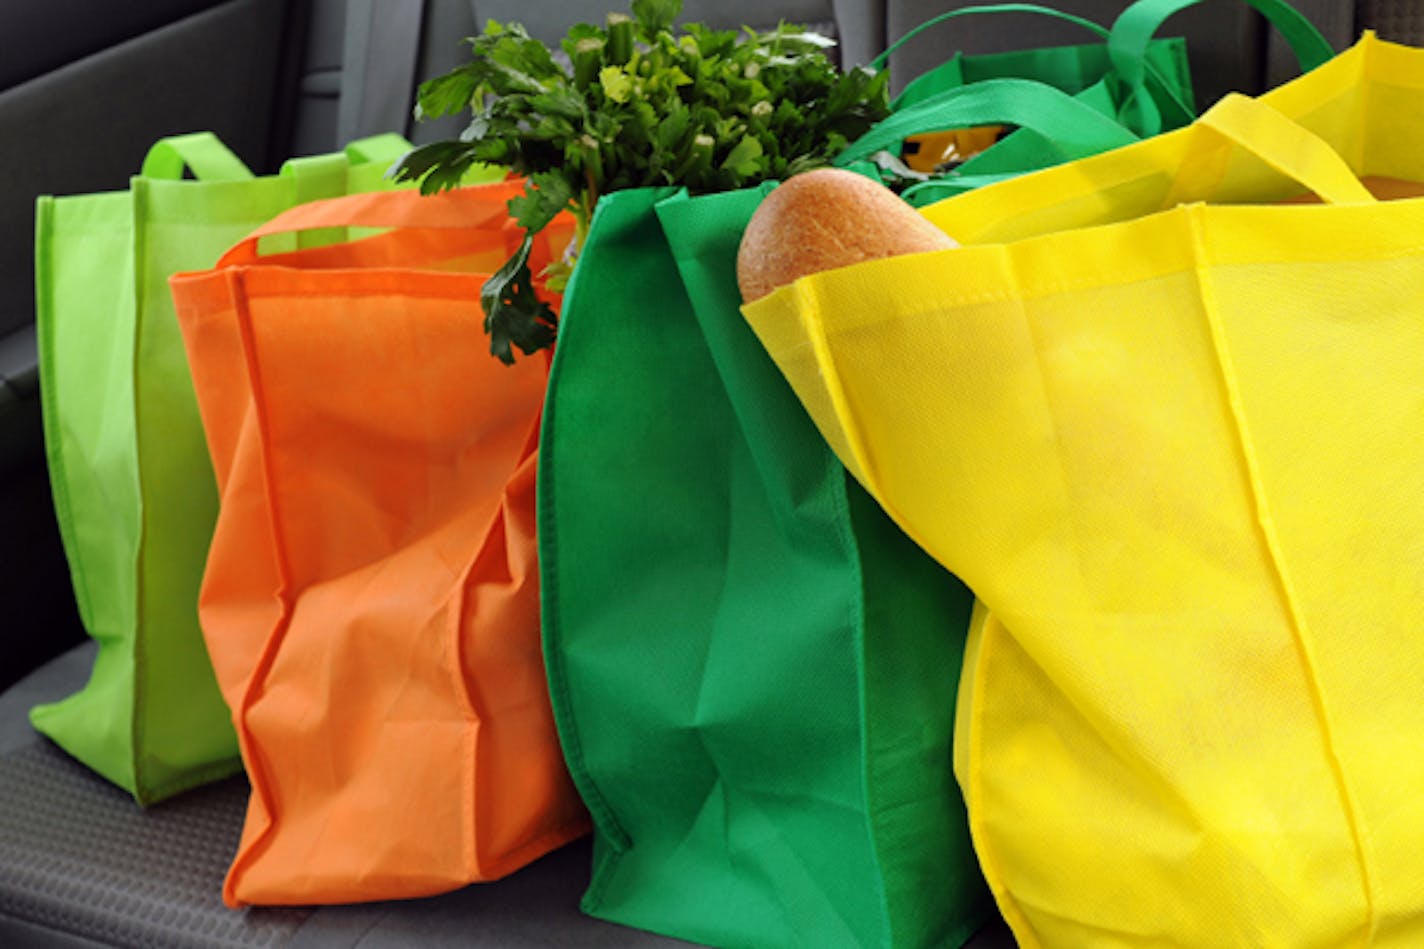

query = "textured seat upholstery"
[{"left": 0, "top": 646, "right": 706, "bottom": 948}]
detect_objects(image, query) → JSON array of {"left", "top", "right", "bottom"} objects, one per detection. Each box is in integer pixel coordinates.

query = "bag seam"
[
  {"left": 803, "top": 272, "right": 995, "bottom": 946},
  {"left": 836, "top": 472, "right": 898, "bottom": 949},
  {"left": 536, "top": 272, "right": 632, "bottom": 913},
  {"left": 1187, "top": 204, "right": 1378, "bottom": 945},
  {"left": 966, "top": 616, "right": 1042, "bottom": 948},
  {"left": 220, "top": 268, "right": 300, "bottom": 906},
  {"left": 129, "top": 184, "right": 152, "bottom": 798},
  {"left": 33, "top": 197, "right": 98, "bottom": 635}
]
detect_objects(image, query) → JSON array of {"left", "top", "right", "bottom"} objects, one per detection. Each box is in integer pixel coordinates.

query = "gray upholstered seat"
[{"left": 0, "top": 644, "right": 712, "bottom": 948}]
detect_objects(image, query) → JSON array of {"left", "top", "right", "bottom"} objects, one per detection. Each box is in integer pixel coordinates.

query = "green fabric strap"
[
  {"left": 1111, "top": 0, "right": 1335, "bottom": 134},
  {"left": 278, "top": 152, "right": 352, "bottom": 249},
  {"left": 876, "top": 2, "right": 1194, "bottom": 126},
  {"left": 872, "top": 3, "right": 1109, "bottom": 71},
  {"left": 837, "top": 77, "right": 1139, "bottom": 166},
  {"left": 281, "top": 151, "right": 351, "bottom": 203},
  {"left": 899, "top": 170, "right": 1021, "bottom": 203},
  {"left": 343, "top": 132, "right": 413, "bottom": 166},
  {"left": 139, "top": 133, "right": 253, "bottom": 181}
]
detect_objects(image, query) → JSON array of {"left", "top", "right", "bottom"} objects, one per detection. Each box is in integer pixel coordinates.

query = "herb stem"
[
  {"left": 606, "top": 14, "right": 634, "bottom": 66},
  {"left": 574, "top": 202, "right": 592, "bottom": 255},
  {"left": 584, "top": 166, "right": 600, "bottom": 214}
]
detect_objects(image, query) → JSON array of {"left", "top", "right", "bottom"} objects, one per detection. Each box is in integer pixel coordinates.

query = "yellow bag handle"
[{"left": 1194, "top": 93, "right": 1375, "bottom": 205}]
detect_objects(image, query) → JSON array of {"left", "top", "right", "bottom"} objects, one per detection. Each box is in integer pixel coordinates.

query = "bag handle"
[
  {"left": 279, "top": 151, "right": 354, "bottom": 204},
  {"left": 1194, "top": 93, "right": 1374, "bottom": 204},
  {"left": 1110, "top": 0, "right": 1335, "bottom": 135},
  {"left": 139, "top": 132, "right": 255, "bottom": 181},
  {"left": 342, "top": 132, "right": 415, "bottom": 167},
  {"left": 278, "top": 135, "right": 413, "bottom": 199},
  {"left": 877, "top": 3, "right": 1196, "bottom": 126},
  {"left": 900, "top": 169, "right": 1020, "bottom": 204},
  {"left": 836, "top": 77, "right": 1138, "bottom": 167},
  {"left": 217, "top": 181, "right": 524, "bottom": 267},
  {"left": 274, "top": 135, "right": 416, "bottom": 248},
  {"left": 872, "top": 3, "right": 1109, "bottom": 72}
]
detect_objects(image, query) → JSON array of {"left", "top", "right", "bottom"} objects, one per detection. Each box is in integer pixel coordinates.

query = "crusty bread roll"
[{"left": 737, "top": 168, "right": 958, "bottom": 303}]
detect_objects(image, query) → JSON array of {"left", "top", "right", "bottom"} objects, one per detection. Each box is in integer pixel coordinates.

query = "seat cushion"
[
  {"left": 0, "top": 644, "right": 696, "bottom": 947},
  {"left": 1, "top": 648, "right": 1014, "bottom": 947}
]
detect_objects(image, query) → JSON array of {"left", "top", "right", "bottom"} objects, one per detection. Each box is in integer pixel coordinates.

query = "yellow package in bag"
[{"left": 744, "top": 33, "right": 1424, "bottom": 948}]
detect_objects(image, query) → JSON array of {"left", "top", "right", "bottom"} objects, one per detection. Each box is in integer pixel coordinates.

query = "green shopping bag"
[
  {"left": 539, "top": 186, "right": 990, "bottom": 948},
  {"left": 31, "top": 132, "right": 439, "bottom": 805},
  {"left": 846, "top": 0, "right": 1333, "bottom": 204}
]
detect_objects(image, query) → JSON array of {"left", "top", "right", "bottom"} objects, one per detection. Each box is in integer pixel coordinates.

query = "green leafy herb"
[
  {"left": 482, "top": 235, "right": 559, "bottom": 358},
  {"left": 394, "top": 0, "right": 890, "bottom": 363}
]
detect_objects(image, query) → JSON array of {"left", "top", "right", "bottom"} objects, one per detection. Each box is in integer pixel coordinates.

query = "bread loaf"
[{"left": 736, "top": 168, "right": 957, "bottom": 303}]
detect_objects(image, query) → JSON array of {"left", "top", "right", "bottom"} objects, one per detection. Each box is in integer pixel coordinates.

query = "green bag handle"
[
  {"left": 898, "top": 169, "right": 1021, "bottom": 205},
  {"left": 280, "top": 133, "right": 414, "bottom": 200},
  {"left": 139, "top": 132, "right": 254, "bottom": 181},
  {"left": 276, "top": 135, "right": 414, "bottom": 246},
  {"left": 342, "top": 132, "right": 414, "bottom": 166},
  {"left": 837, "top": 77, "right": 1139, "bottom": 167},
  {"left": 868, "top": 3, "right": 1194, "bottom": 159},
  {"left": 279, "top": 151, "right": 354, "bottom": 240},
  {"left": 1110, "top": 0, "right": 1335, "bottom": 135},
  {"left": 871, "top": 3, "right": 1109, "bottom": 72}
]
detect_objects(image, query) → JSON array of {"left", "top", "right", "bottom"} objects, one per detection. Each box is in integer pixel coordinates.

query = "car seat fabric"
[
  {"left": 0, "top": 646, "right": 706, "bottom": 947},
  {"left": 0, "top": 645, "right": 312, "bottom": 948}
]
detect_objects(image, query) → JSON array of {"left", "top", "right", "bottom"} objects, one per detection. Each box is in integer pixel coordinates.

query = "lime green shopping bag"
[
  {"left": 31, "top": 132, "right": 443, "bottom": 804},
  {"left": 539, "top": 186, "right": 990, "bottom": 948}
]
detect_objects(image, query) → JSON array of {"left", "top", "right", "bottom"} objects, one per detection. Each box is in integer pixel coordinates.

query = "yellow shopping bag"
[{"left": 745, "top": 33, "right": 1424, "bottom": 948}]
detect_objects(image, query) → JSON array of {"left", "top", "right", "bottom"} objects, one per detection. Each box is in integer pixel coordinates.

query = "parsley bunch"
[{"left": 393, "top": 0, "right": 889, "bottom": 363}]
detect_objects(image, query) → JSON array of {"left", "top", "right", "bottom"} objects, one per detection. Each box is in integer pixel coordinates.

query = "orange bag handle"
[{"left": 217, "top": 179, "right": 530, "bottom": 267}]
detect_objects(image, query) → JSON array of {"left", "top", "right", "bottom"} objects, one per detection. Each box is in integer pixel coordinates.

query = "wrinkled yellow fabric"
[{"left": 745, "top": 33, "right": 1424, "bottom": 948}]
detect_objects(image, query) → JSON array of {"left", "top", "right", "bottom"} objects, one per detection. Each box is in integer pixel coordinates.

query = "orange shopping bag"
[{"left": 170, "top": 183, "right": 587, "bottom": 907}]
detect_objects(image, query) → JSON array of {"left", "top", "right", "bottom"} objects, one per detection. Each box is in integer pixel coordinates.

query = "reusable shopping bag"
[
  {"left": 32, "top": 131, "right": 430, "bottom": 804},
  {"left": 170, "top": 184, "right": 587, "bottom": 907},
  {"left": 538, "top": 185, "right": 990, "bottom": 948},
  {"left": 745, "top": 32, "right": 1424, "bottom": 947},
  {"left": 844, "top": 0, "right": 1332, "bottom": 204}
]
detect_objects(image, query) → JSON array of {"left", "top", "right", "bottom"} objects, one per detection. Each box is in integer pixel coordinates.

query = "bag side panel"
[{"left": 29, "top": 190, "right": 144, "bottom": 797}]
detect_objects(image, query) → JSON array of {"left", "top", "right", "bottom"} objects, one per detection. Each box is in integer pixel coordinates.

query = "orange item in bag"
[
  {"left": 170, "top": 183, "right": 587, "bottom": 907},
  {"left": 902, "top": 125, "right": 1006, "bottom": 172}
]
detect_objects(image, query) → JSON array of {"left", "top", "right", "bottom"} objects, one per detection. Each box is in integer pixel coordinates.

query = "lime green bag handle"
[
  {"left": 1111, "top": 0, "right": 1335, "bottom": 134},
  {"left": 281, "top": 151, "right": 351, "bottom": 203},
  {"left": 276, "top": 133, "right": 415, "bottom": 246},
  {"left": 837, "top": 77, "right": 1139, "bottom": 167},
  {"left": 139, "top": 132, "right": 254, "bottom": 181},
  {"left": 280, "top": 132, "right": 410, "bottom": 196},
  {"left": 138, "top": 131, "right": 410, "bottom": 188},
  {"left": 341, "top": 131, "right": 412, "bottom": 165}
]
